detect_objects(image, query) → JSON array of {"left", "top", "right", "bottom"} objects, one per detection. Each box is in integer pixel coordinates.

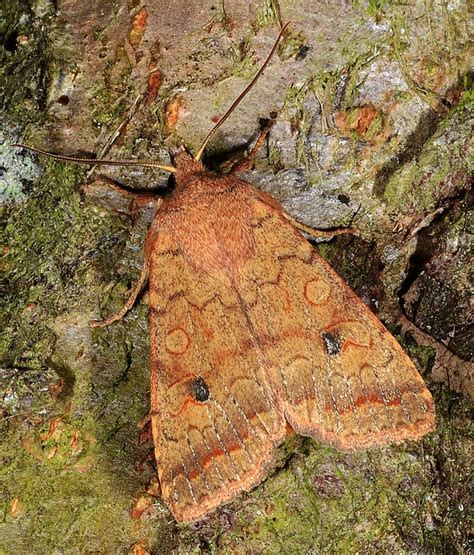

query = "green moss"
[
  {"left": 1, "top": 160, "right": 127, "bottom": 368},
  {"left": 268, "top": 142, "right": 284, "bottom": 172},
  {"left": 0, "top": 1, "right": 54, "bottom": 124},
  {"left": 366, "top": 0, "right": 389, "bottom": 19},
  {"left": 226, "top": 42, "right": 256, "bottom": 79},
  {"left": 364, "top": 112, "right": 384, "bottom": 141},
  {"left": 91, "top": 85, "right": 128, "bottom": 130},
  {"left": 316, "top": 236, "right": 378, "bottom": 293},
  {"left": 0, "top": 149, "right": 160, "bottom": 551},
  {"left": 0, "top": 417, "right": 140, "bottom": 553},
  {"left": 382, "top": 100, "right": 471, "bottom": 211},
  {"left": 456, "top": 84, "right": 474, "bottom": 112},
  {"left": 277, "top": 28, "right": 306, "bottom": 61},
  {"left": 254, "top": 0, "right": 281, "bottom": 29}
]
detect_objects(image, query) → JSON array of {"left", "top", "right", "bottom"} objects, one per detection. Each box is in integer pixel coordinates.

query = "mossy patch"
[
  {"left": 1, "top": 155, "right": 162, "bottom": 551},
  {"left": 1, "top": 160, "right": 128, "bottom": 369},
  {"left": 382, "top": 99, "right": 472, "bottom": 211},
  {"left": 0, "top": 0, "right": 54, "bottom": 123}
]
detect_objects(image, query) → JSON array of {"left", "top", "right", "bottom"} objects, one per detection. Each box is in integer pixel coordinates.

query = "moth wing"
[
  {"left": 240, "top": 199, "right": 435, "bottom": 451},
  {"left": 148, "top": 230, "right": 286, "bottom": 523}
]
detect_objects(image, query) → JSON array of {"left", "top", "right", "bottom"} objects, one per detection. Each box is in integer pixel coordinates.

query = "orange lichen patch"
[
  {"left": 334, "top": 104, "right": 380, "bottom": 137},
  {"left": 22, "top": 437, "right": 44, "bottom": 461},
  {"left": 69, "top": 430, "right": 83, "bottom": 453},
  {"left": 46, "top": 445, "right": 58, "bottom": 460},
  {"left": 131, "top": 480, "right": 161, "bottom": 521},
  {"left": 9, "top": 497, "right": 23, "bottom": 519},
  {"left": 128, "top": 7, "right": 148, "bottom": 50},
  {"left": 355, "top": 105, "right": 378, "bottom": 135},
  {"left": 130, "top": 543, "right": 150, "bottom": 555},
  {"left": 48, "top": 378, "right": 64, "bottom": 400},
  {"left": 131, "top": 494, "right": 153, "bottom": 519},
  {"left": 165, "top": 96, "right": 186, "bottom": 128},
  {"left": 40, "top": 417, "right": 64, "bottom": 442},
  {"left": 146, "top": 65, "right": 162, "bottom": 107}
]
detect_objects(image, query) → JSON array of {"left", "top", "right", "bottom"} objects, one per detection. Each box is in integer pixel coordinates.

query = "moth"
[{"left": 17, "top": 23, "right": 435, "bottom": 523}]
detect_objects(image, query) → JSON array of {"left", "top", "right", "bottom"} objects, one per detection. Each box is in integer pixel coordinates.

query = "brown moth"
[{"left": 17, "top": 23, "right": 435, "bottom": 523}]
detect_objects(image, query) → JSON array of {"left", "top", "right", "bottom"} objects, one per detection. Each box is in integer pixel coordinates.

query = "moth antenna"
[
  {"left": 194, "top": 22, "right": 291, "bottom": 162},
  {"left": 13, "top": 144, "right": 177, "bottom": 174}
]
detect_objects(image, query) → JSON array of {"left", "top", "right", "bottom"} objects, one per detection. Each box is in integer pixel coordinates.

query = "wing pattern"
[
  {"left": 239, "top": 200, "right": 434, "bottom": 450},
  {"left": 148, "top": 194, "right": 434, "bottom": 522},
  {"left": 149, "top": 230, "right": 286, "bottom": 522}
]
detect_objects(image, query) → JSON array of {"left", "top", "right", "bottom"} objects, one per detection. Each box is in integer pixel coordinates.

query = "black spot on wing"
[
  {"left": 190, "top": 376, "right": 210, "bottom": 402},
  {"left": 322, "top": 331, "right": 343, "bottom": 357}
]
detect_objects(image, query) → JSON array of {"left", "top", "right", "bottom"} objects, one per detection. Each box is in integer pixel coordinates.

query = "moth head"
[{"left": 171, "top": 145, "right": 205, "bottom": 175}]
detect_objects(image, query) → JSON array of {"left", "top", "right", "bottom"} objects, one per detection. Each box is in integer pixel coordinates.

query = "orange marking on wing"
[
  {"left": 324, "top": 393, "right": 386, "bottom": 414},
  {"left": 339, "top": 337, "right": 373, "bottom": 353},
  {"left": 168, "top": 372, "right": 195, "bottom": 389},
  {"left": 355, "top": 396, "right": 369, "bottom": 408},
  {"left": 165, "top": 327, "right": 191, "bottom": 355},
  {"left": 367, "top": 392, "right": 384, "bottom": 405},
  {"left": 220, "top": 434, "right": 251, "bottom": 455},
  {"left": 176, "top": 396, "right": 202, "bottom": 417},
  {"left": 188, "top": 468, "right": 201, "bottom": 481},
  {"left": 199, "top": 448, "right": 225, "bottom": 468},
  {"left": 304, "top": 278, "right": 331, "bottom": 306},
  {"left": 283, "top": 287, "right": 292, "bottom": 313}
]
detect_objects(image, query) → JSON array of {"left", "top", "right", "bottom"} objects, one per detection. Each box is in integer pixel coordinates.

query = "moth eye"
[
  {"left": 190, "top": 376, "right": 210, "bottom": 402},
  {"left": 321, "top": 331, "right": 343, "bottom": 357}
]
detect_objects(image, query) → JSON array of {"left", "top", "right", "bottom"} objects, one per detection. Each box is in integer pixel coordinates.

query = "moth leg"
[
  {"left": 231, "top": 114, "right": 277, "bottom": 172},
  {"left": 286, "top": 215, "right": 355, "bottom": 240},
  {"left": 83, "top": 178, "right": 162, "bottom": 223},
  {"left": 90, "top": 260, "right": 150, "bottom": 328}
]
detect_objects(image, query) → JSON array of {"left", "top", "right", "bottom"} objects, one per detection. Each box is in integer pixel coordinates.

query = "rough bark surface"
[{"left": 1, "top": 0, "right": 472, "bottom": 553}]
